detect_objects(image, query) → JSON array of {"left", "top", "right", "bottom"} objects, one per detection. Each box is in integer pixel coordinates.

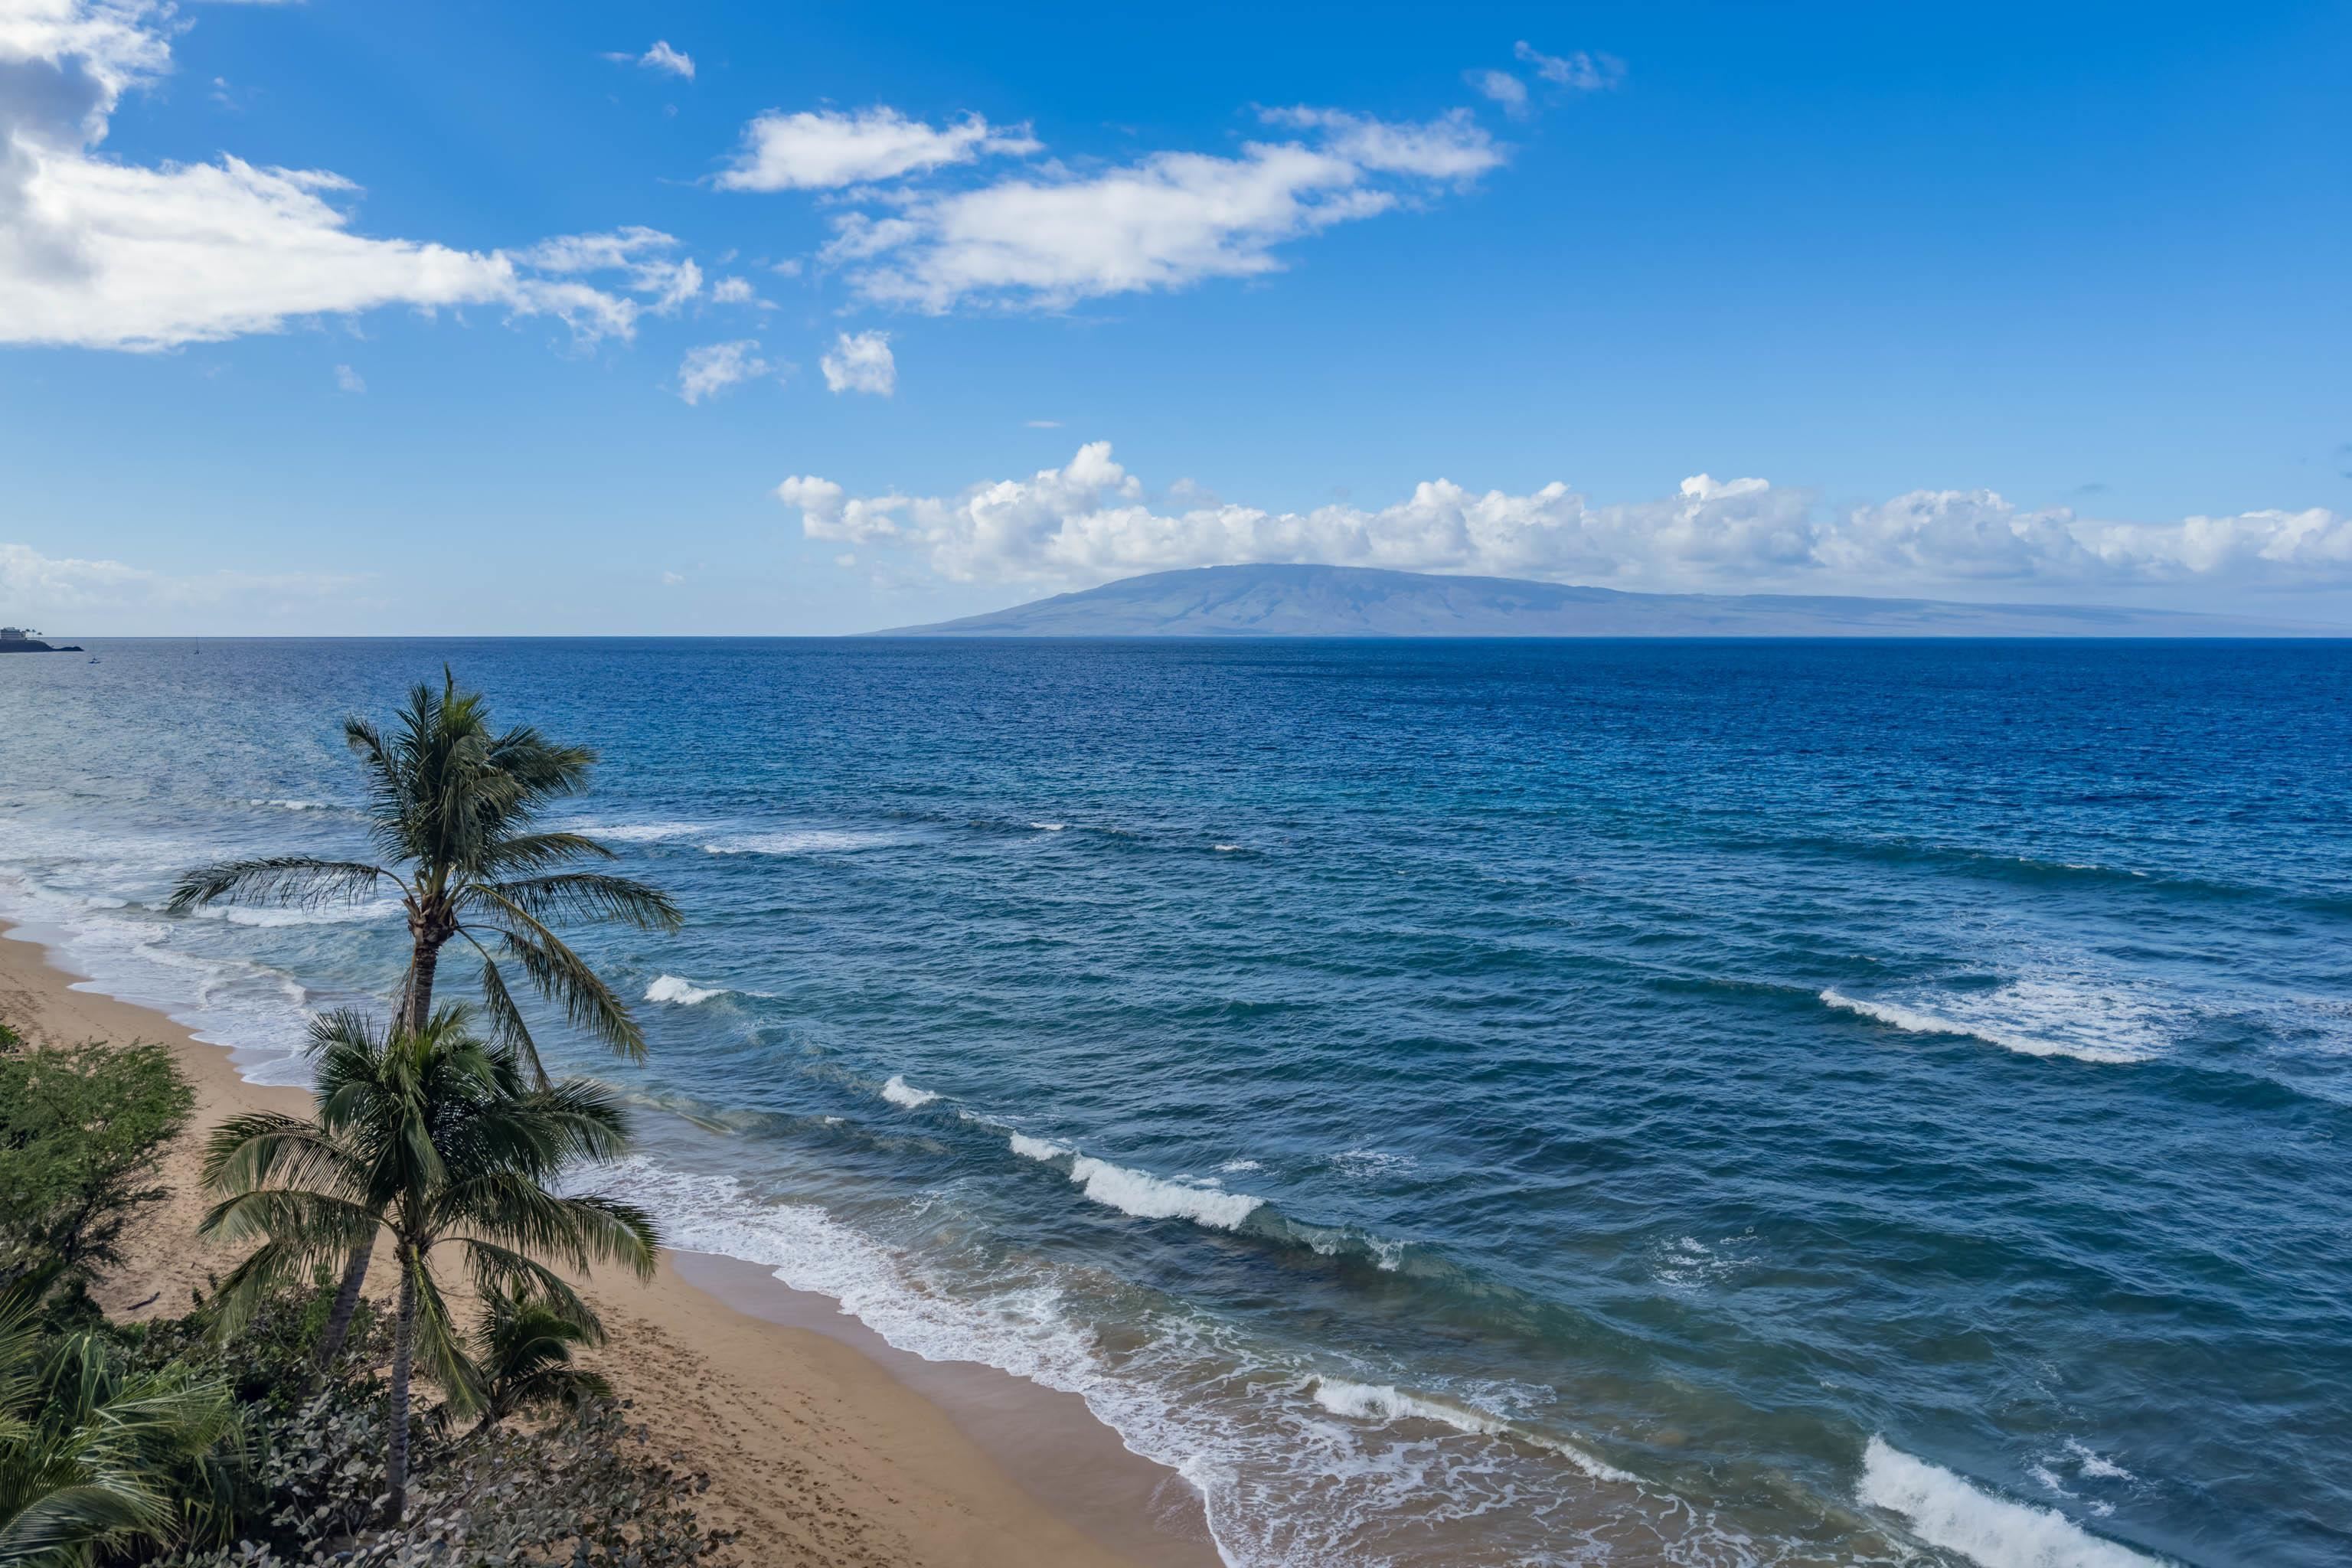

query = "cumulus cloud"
[
  {"left": 708, "top": 274, "right": 758, "bottom": 304},
  {"left": 1513, "top": 41, "right": 1625, "bottom": 92},
  {"left": 675, "top": 338, "right": 770, "bottom": 403},
  {"left": 818, "top": 328, "right": 893, "bottom": 395},
  {"left": 605, "top": 40, "right": 694, "bottom": 81},
  {"left": 818, "top": 109, "right": 1501, "bottom": 312},
  {"left": 2, "top": 3, "right": 684, "bottom": 349},
  {"left": 771, "top": 442, "right": 2352, "bottom": 594},
  {"left": 333, "top": 361, "right": 363, "bottom": 393},
  {"left": 716, "top": 106, "right": 1038, "bottom": 192}
]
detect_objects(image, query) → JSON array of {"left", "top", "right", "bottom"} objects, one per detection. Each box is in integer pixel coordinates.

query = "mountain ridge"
[{"left": 874, "top": 564, "right": 2342, "bottom": 639}]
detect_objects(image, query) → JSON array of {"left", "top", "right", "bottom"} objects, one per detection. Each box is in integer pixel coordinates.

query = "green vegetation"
[{"left": 2, "top": 1040, "right": 194, "bottom": 1296}]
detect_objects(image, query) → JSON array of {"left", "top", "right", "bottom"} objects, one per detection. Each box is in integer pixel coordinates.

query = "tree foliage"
[{"left": 0, "top": 1041, "right": 194, "bottom": 1295}]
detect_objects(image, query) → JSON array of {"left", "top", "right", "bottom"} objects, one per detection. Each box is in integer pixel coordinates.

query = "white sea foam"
[
  {"left": 568, "top": 822, "right": 707, "bottom": 843},
  {"left": 1328, "top": 1148, "right": 1416, "bottom": 1178},
  {"left": 1028, "top": 822, "right": 1067, "bottom": 831},
  {"left": 1821, "top": 982, "right": 2165, "bottom": 1064},
  {"left": 1068, "top": 1155, "right": 1263, "bottom": 1230},
  {"left": 245, "top": 797, "right": 335, "bottom": 812},
  {"left": 704, "top": 829, "right": 897, "bottom": 856},
  {"left": 2064, "top": 1440, "right": 2133, "bottom": 1481},
  {"left": 1008, "top": 1132, "right": 1070, "bottom": 1161},
  {"left": 1212, "top": 843, "right": 1242, "bottom": 852},
  {"left": 1217, "top": 1158, "right": 1263, "bottom": 1174},
  {"left": 880, "top": 1073, "right": 939, "bottom": 1109},
  {"left": 645, "top": 974, "right": 721, "bottom": 1006},
  {"left": 1857, "top": 1437, "right": 2158, "bottom": 1567},
  {"left": 1312, "top": 1379, "right": 1632, "bottom": 1482}
]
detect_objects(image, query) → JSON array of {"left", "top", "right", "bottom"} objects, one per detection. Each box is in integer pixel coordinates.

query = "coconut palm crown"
[
  {"left": 167, "top": 671, "right": 681, "bottom": 1083},
  {"left": 198, "top": 1007, "right": 657, "bottom": 1524}
]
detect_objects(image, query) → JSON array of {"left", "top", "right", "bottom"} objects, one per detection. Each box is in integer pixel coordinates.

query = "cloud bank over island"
[{"left": 777, "top": 442, "right": 2352, "bottom": 597}]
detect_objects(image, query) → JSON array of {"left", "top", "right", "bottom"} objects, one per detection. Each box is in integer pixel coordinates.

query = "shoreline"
[{"left": 0, "top": 917, "right": 1222, "bottom": 1568}]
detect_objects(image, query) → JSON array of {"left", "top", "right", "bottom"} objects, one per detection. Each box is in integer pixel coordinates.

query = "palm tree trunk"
[
  {"left": 401, "top": 929, "right": 446, "bottom": 1034},
  {"left": 312, "top": 1244, "right": 372, "bottom": 1380},
  {"left": 324, "top": 926, "right": 449, "bottom": 1382},
  {"left": 384, "top": 1257, "right": 417, "bottom": 1526}
]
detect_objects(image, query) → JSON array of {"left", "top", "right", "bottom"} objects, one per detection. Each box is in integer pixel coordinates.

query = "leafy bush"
[{"left": 0, "top": 1039, "right": 193, "bottom": 1294}]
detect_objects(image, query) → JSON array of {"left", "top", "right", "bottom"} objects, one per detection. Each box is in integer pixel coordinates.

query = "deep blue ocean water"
[{"left": 3, "top": 638, "right": 2348, "bottom": 1568}]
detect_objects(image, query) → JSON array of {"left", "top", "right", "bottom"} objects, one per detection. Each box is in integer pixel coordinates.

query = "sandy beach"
[{"left": 0, "top": 918, "right": 1221, "bottom": 1568}]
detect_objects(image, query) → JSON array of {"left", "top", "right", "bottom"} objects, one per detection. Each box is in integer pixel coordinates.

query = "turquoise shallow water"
[{"left": 4, "top": 638, "right": 2349, "bottom": 1567}]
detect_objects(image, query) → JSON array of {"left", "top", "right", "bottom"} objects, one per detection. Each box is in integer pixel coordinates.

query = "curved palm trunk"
[
  {"left": 315, "top": 923, "right": 452, "bottom": 1379},
  {"left": 384, "top": 1256, "right": 417, "bottom": 1525}
]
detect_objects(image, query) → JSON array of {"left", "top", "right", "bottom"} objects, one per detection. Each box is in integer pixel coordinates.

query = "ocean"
[{"left": 3, "top": 637, "right": 2347, "bottom": 1567}]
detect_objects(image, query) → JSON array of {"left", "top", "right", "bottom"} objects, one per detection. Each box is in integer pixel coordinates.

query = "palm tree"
[
  {"left": 198, "top": 1008, "right": 656, "bottom": 1525},
  {"left": 168, "top": 671, "right": 681, "bottom": 1073},
  {"left": 461, "top": 1285, "right": 612, "bottom": 1436},
  {"left": 168, "top": 671, "right": 679, "bottom": 1370},
  {"left": 0, "top": 1269, "right": 244, "bottom": 1565}
]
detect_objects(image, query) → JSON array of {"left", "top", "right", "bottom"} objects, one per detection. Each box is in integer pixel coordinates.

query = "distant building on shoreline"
[{"left": 0, "top": 626, "right": 34, "bottom": 642}]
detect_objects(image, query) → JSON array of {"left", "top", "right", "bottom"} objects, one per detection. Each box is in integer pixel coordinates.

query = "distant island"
[
  {"left": 877, "top": 564, "right": 2347, "bottom": 639},
  {"left": 0, "top": 626, "right": 83, "bottom": 652}
]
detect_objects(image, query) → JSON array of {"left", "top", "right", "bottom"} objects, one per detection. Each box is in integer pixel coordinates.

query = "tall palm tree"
[
  {"left": 168, "top": 671, "right": 681, "bottom": 1073},
  {"left": 198, "top": 1008, "right": 656, "bottom": 1526},
  {"left": 168, "top": 672, "right": 678, "bottom": 1370},
  {"left": 0, "top": 1268, "right": 245, "bottom": 1566}
]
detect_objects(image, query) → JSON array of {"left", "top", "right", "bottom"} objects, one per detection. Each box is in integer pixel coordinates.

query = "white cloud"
[
  {"left": 333, "top": 361, "right": 362, "bottom": 393},
  {"left": 818, "top": 328, "right": 893, "bottom": 395},
  {"left": 1026, "top": 419, "right": 1061, "bottom": 428},
  {"left": 709, "top": 274, "right": 757, "bottom": 304},
  {"left": 772, "top": 442, "right": 2352, "bottom": 594},
  {"left": 675, "top": 338, "right": 770, "bottom": 403},
  {"left": 0, "top": 538, "right": 357, "bottom": 626},
  {"left": 2, "top": 3, "right": 681, "bottom": 350},
  {"left": 1514, "top": 41, "right": 1625, "bottom": 92},
  {"left": 822, "top": 109, "right": 1501, "bottom": 312},
  {"left": 1466, "top": 69, "right": 1528, "bottom": 116},
  {"left": 628, "top": 41, "right": 694, "bottom": 81},
  {"left": 716, "top": 106, "right": 1037, "bottom": 192}
]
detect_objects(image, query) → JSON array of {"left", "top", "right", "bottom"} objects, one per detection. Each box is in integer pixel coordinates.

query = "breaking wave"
[
  {"left": 1821, "top": 984, "right": 2165, "bottom": 1064},
  {"left": 1857, "top": 1438, "right": 2158, "bottom": 1568},
  {"left": 880, "top": 1073, "right": 939, "bottom": 1109},
  {"left": 1312, "top": 1378, "right": 1632, "bottom": 1482},
  {"left": 645, "top": 974, "right": 722, "bottom": 1006}
]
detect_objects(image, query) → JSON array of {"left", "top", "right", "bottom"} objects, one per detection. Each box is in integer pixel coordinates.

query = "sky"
[{"left": 2, "top": 0, "right": 2349, "bottom": 635}]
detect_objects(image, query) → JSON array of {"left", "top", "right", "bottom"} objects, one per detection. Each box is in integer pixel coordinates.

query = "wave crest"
[
  {"left": 1858, "top": 1437, "right": 2158, "bottom": 1568},
  {"left": 645, "top": 975, "right": 722, "bottom": 1006},
  {"left": 880, "top": 1073, "right": 939, "bottom": 1109}
]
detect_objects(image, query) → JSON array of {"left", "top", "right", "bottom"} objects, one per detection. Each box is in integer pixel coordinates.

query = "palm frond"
[
  {"left": 477, "top": 901, "right": 645, "bottom": 1061},
  {"left": 475, "top": 871, "right": 682, "bottom": 932},
  {"left": 165, "top": 857, "right": 393, "bottom": 914}
]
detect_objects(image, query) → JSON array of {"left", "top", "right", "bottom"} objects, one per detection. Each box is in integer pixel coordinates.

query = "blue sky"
[{"left": 2, "top": 0, "right": 2348, "bottom": 633}]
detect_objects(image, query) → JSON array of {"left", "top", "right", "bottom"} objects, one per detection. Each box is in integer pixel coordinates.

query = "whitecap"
[
  {"left": 1068, "top": 1155, "right": 1263, "bottom": 1231},
  {"left": 1821, "top": 983, "right": 2164, "bottom": 1064},
  {"left": 1857, "top": 1437, "right": 2158, "bottom": 1567},
  {"left": 1029, "top": 822, "right": 1067, "bottom": 831},
  {"left": 705, "top": 829, "right": 897, "bottom": 856},
  {"left": 880, "top": 1073, "right": 939, "bottom": 1109},
  {"left": 1311, "top": 1379, "right": 1631, "bottom": 1482},
  {"left": 1217, "top": 1158, "right": 1263, "bottom": 1174},
  {"left": 1212, "top": 843, "right": 1242, "bottom": 852},
  {"left": 569, "top": 822, "right": 707, "bottom": 844},
  {"left": 645, "top": 974, "right": 721, "bottom": 1006},
  {"left": 1009, "top": 1132, "right": 1070, "bottom": 1161}
]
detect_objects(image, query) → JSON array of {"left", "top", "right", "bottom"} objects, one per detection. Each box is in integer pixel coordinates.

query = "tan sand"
[{"left": 0, "top": 920, "right": 1222, "bottom": 1568}]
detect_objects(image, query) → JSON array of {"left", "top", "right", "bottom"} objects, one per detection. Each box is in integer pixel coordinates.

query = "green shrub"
[{"left": 0, "top": 1039, "right": 193, "bottom": 1294}]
